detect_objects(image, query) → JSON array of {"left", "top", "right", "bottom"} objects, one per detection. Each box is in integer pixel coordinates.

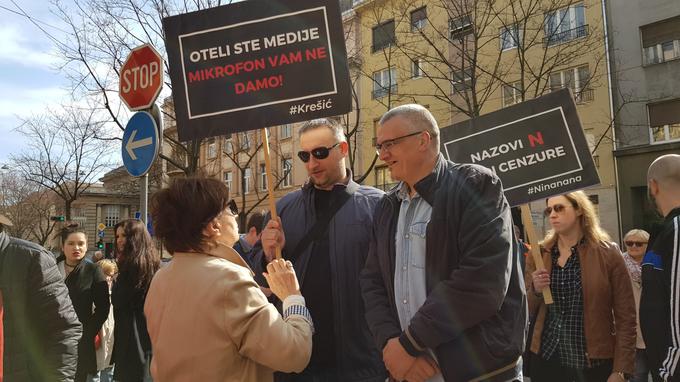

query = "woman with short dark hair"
[
  {"left": 144, "top": 177, "right": 313, "bottom": 382},
  {"left": 56, "top": 224, "right": 110, "bottom": 382},
  {"left": 111, "top": 219, "right": 160, "bottom": 382}
]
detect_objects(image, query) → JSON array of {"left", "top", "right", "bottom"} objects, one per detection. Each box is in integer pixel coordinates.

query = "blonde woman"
[
  {"left": 621, "top": 229, "right": 652, "bottom": 382},
  {"left": 526, "top": 191, "right": 636, "bottom": 382},
  {"left": 89, "top": 259, "right": 118, "bottom": 382}
]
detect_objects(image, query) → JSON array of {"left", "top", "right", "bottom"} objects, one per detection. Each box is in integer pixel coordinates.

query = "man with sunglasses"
[
  {"left": 361, "top": 104, "right": 526, "bottom": 382},
  {"left": 640, "top": 154, "right": 680, "bottom": 382},
  {"left": 251, "top": 118, "right": 387, "bottom": 382}
]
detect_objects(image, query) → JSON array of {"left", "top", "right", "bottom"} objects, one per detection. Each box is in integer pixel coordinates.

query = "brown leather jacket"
[{"left": 526, "top": 240, "right": 636, "bottom": 374}]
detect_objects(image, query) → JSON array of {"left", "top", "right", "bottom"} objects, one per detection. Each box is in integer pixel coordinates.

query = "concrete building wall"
[
  {"left": 608, "top": 0, "right": 680, "bottom": 237},
  {"left": 608, "top": 0, "right": 680, "bottom": 149}
]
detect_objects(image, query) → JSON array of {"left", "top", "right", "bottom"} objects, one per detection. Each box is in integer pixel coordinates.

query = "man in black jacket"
[
  {"left": 254, "top": 118, "right": 386, "bottom": 381},
  {"left": 0, "top": 214, "right": 82, "bottom": 381},
  {"left": 361, "top": 104, "right": 527, "bottom": 381},
  {"left": 641, "top": 154, "right": 680, "bottom": 382}
]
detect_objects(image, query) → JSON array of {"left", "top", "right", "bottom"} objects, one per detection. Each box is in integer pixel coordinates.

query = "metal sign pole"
[{"left": 141, "top": 173, "right": 149, "bottom": 225}]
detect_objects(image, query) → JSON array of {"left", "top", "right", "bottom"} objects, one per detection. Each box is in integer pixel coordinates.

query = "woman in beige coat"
[{"left": 145, "top": 177, "right": 313, "bottom": 382}]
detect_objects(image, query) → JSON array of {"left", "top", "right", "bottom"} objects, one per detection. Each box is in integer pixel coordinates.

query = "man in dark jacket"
[
  {"left": 361, "top": 104, "right": 527, "bottom": 382},
  {"left": 641, "top": 154, "right": 680, "bottom": 382},
  {"left": 233, "top": 211, "right": 265, "bottom": 267},
  {"left": 252, "top": 118, "right": 386, "bottom": 381},
  {"left": 0, "top": 214, "right": 82, "bottom": 381}
]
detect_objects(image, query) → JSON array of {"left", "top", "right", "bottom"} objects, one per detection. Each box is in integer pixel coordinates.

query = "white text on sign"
[{"left": 122, "top": 62, "right": 160, "bottom": 93}]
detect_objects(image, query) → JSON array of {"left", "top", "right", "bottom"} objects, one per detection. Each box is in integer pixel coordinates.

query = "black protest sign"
[
  {"left": 441, "top": 89, "right": 600, "bottom": 207},
  {"left": 163, "top": 0, "right": 351, "bottom": 141}
]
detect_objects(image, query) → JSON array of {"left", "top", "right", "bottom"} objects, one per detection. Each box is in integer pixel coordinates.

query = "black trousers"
[{"left": 530, "top": 353, "right": 613, "bottom": 382}]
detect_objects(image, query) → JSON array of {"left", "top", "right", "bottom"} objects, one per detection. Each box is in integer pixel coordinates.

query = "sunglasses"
[
  {"left": 297, "top": 142, "right": 340, "bottom": 163},
  {"left": 226, "top": 199, "right": 238, "bottom": 216},
  {"left": 544, "top": 203, "right": 570, "bottom": 216},
  {"left": 625, "top": 241, "right": 647, "bottom": 247}
]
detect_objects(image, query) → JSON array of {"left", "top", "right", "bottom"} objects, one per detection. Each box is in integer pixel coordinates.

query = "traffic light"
[
  {"left": 96, "top": 240, "right": 104, "bottom": 250},
  {"left": 50, "top": 215, "right": 65, "bottom": 222}
]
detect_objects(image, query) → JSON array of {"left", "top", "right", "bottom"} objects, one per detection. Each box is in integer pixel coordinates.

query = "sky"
[{"left": 0, "top": 0, "right": 76, "bottom": 165}]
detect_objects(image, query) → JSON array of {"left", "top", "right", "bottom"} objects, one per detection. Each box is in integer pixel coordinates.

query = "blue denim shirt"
[{"left": 394, "top": 183, "right": 444, "bottom": 382}]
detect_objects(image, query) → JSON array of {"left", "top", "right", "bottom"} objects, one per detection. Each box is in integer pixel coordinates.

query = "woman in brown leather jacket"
[{"left": 526, "top": 191, "right": 636, "bottom": 382}]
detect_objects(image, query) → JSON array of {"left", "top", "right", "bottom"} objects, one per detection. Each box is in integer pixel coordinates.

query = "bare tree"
[
  {"left": 0, "top": 172, "right": 60, "bottom": 246},
  {"left": 11, "top": 108, "right": 114, "bottom": 220},
  {"left": 357, "top": 0, "right": 606, "bottom": 118},
  {"left": 50, "top": 0, "right": 240, "bottom": 176},
  {"left": 203, "top": 129, "right": 292, "bottom": 229}
]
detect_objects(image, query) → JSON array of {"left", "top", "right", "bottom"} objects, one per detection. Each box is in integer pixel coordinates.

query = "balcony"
[
  {"left": 372, "top": 84, "right": 398, "bottom": 99},
  {"left": 544, "top": 24, "right": 589, "bottom": 46},
  {"left": 575, "top": 88, "right": 594, "bottom": 104}
]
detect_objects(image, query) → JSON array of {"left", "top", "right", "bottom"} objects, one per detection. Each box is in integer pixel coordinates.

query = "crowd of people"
[{"left": 0, "top": 105, "right": 679, "bottom": 382}]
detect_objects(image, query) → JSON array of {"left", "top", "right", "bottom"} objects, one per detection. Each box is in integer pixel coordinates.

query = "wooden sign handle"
[
  {"left": 261, "top": 128, "right": 282, "bottom": 260},
  {"left": 520, "top": 204, "right": 553, "bottom": 304}
]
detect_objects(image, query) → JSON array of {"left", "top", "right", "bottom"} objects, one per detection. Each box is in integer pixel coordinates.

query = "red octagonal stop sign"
[{"left": 120, "top": 44, "right": 164, "bottom": 111}]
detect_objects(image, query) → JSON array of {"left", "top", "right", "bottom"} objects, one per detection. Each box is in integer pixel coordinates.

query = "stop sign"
[{"left": 120, "top": 44, "right": 164, "bottom": 111}]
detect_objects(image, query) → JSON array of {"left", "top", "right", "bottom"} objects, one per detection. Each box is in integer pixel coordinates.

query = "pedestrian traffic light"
[
  {"left": 96, "top": 240, "right": 104, "bottom": 250},
  {"left": 50, "top": 215, "right": 65, "bottom": 222}
]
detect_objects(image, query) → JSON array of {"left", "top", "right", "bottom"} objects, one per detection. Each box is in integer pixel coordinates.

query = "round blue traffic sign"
[{"left": 122, "top": 111, "right": 159, "bottom": 177}]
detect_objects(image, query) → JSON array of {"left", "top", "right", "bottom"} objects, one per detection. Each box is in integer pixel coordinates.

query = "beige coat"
[{"left": 144, "top": 244, "right": 312, "bottom": 382}]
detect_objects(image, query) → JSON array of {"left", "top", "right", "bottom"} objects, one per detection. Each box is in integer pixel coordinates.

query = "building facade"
[{"left": 607, "top": 1, "right": 680, "bottom": 235}]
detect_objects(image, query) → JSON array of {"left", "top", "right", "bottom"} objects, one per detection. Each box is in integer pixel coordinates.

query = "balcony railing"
[
  {"left": 372, "top": 84, "right": 398, "bottom": 99},
  {"left": 575, "top": 88, "right": 594, "bottom": 104},
  {"left": 544, "top": 24, "right": 589, "bottom": 46}
]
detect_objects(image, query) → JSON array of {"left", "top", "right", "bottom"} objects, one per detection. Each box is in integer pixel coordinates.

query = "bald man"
[{"left": 640, "top": 154, "right": 680, "bottom": 382}]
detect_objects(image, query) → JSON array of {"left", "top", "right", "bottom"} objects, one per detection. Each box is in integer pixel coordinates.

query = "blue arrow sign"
[
  {"left": 134, "top": 212, "right": 154, "bottom": 236},
  {"left": 122, "top": 111, "right": 159, "bottom": 177}
]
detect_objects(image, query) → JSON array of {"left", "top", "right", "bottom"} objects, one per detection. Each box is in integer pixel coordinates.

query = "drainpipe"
[{"left": 601, "top": 0, "right": 623, "bottom": 243}]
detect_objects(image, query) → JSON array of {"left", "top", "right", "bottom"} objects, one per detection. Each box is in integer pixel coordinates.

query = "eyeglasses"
[
  {"left": 625, "top": 241, "right": 647, "bottom": 247},
  {"left": 297, "top": 142, "right": 340, "bottom": 163},
  {"left": 544, "top": 203, "right": 570, "bottom": 217},
  {"left": 374, "top": 131, "right": 424, "bottom": 155},
  {"left": 226, "top": 199, "right": 238, "bottom": 216}
]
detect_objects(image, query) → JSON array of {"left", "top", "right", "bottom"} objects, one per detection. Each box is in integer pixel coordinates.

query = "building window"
[
  {"left": 243, "top": 168, "right": 252, "bottom": 194},
  {"left": 282, "top": 158, "right": 292, "bottom": 187},
  {"left": 375, "top": 165, "right": 396, "bottom": 191},
  {"left": 641, "top": 16, "right": 680, "bottom": 65},
  {"left": 104, "top": 205, "right": 120, "bottom": 227},
  {"left": 280, "top": 124, "right": 292, "bottom": 139},
  {"left": 450, "top": 15, "right": 473, "bottom": 39},
  {"left": 260, "top": 164, "right": 267, "bottom": 191},
  {"left": 549, "top": 65, "right": 593, "bottom": 103},
  {"left": 224, "top": 136, "right": 233, "bottom": 154},
  {"left": 372, "top": 20, "right": 395, "bottom": 53},
  {"left": 451, "top": 67, "right": 473, "bottom": 92},
  {"left": 372, "top": 67, "right": 397, "bottom": 99},
  {"left": 502, "top": 82, "right": 523, "bottom": 106},
  {"left": 500, "top": 23, "right": 522, "bottom": 51},
  {"left": 544, "top": 3, "right": 587, "bottom": 46},
  {"left": 648, "top": 99, "right": 680, "bottom": 144},
  {"left": 411, "top": 59, "right": 424, "bottom": 78},
  {"left": 224, "top": 171, "right": 233, "bottom": 192},
  {"left": 207, "top": 138, "right": 217, "bottom": 159},
  {"left": 411, "top": 7, "right": 427, "bottom": 31},
  {"left": 239, "top": 132, "right": 250, "bottom": 150}
]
